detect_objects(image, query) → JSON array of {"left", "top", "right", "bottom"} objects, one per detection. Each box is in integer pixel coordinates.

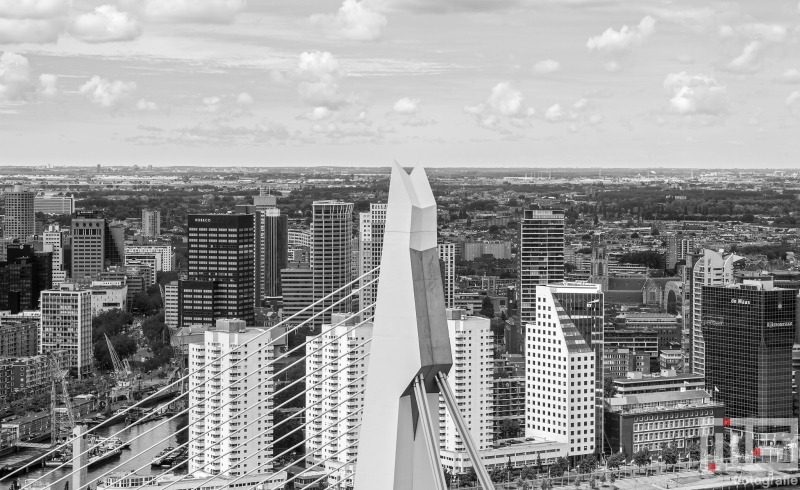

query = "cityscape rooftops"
[{"left": 606, "top": 389, "right": 721, "bottom": 413}]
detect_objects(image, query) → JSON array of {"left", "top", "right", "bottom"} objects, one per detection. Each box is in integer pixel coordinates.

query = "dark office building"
[
  {"left": 70, "top": 211, "right": 125, "bottom": 279},
  {"left": 702, "top": 278, "right": 796, "bottom": 425},
  {"left": 0, "top": 244, "right": 52, "bottom": 313},
  {"left": 179, "top": 214, "right": 255, "bottom": 327},
  {"left": 262, "top": 209, "right": 287, "bottom": 300}
]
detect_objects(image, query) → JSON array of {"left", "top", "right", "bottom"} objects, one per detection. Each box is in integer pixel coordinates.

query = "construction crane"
[
  {"left": 105, "top": 334, "right": 133, "bottom": 401},
  {"left": 50, "top": 355, "right": 75, "bottom": 445}
]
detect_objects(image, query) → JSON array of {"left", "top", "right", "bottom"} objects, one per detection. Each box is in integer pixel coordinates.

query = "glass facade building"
[
  {"left": 702, "top": 278, "right": 796, "bottom": 427},
  {"left": 518, "top": 209, "right": 565, "bottom": 326}
]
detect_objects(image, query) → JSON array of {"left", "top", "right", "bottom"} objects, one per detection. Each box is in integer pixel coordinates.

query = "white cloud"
[
  {"left": 724, "top": 41, "right": 764, "bottom": 73},
  {"left": 0, "top": 17, "right": 63, "bottom": 43},
  {"left": 392, "top": 97, "right": 420, "bottom": 114},
  {"left": 69, "top": 6, "right": 142, "bottom": 43},
  {"left": 0, "top": 0, "right": 70, "bottom": 19},
  {"left": 779, "top": 68, "right": 800, "bottom": 84},
  {"left": 38, "top": 73, "right": 57, "bottom": 97},
  {"left": 236, "top": 92, "right": 253, "bottom": 105},
  {"left": 79, "top": 75, "right": 136, "bottom": 107},
  {"left": 787, "top": 91, "right": 800, "bottom": 113},
  {"left": 487, "top": 82, "right": 523, "bottom": 116},
  {"left": 136, "top": 98, "right": 158, "bottom": 110},
  {"left": 587, "top": 16, "right": 656, "bottom": 55},
  {"left": 464, "top": 81, "right": 535, "bottom": 132},
  {"left": 310, "top": 0, "right": 387, "bottom": 41},
  {"left": 197, "top": 96, "right": 221, "bottom": 113},
  {"left": 663, "top": 72, "right": 728, "bottom": 116},
  {"left": 545, "top": 103, "right": 565, "bottom": 122},
  {"left": 0, "top": 51, "right": 30, "bottom": 100},
  {"left": 533, "top": 59, "right": 560, "bottom": 74},
  {"left": 119, "top": 0, "right": 245, "bottom": 23},
  {"left": 298, "top": 107, "right": 333, "bottom": 121},
  {"left": 0, "top": 0, "right": 70, "bottom": 43},
  {"left": 295, "top": 51, "right": 346, "bottom": 109}
]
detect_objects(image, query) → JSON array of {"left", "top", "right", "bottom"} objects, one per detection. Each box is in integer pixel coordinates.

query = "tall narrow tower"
[
  {"left": 3, "top": 184, "right": 35, "bottom": 239},
  {"left": 518, "top": 209, "right": 565, "bottom": 325},
  {"left": 311, "top": 201, "right": 353, "bottom": 326}
]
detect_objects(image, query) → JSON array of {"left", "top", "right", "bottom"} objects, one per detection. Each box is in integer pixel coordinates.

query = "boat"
[
  {"left": 45, "top": 435, "right": 123, "bottom": 468},
  {"left": 150, "top": 447, "right": 175, "bottom": 467}
]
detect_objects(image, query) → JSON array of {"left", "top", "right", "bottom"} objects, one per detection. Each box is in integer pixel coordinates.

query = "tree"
[
  {"left": 464, "top": 467, "right": 478, "bottom": 485},
  {"left": 490, "top": 466, "right": 505, "bottom": 483},
  {"left": 599, "top": 474, "right": 606, "bottom": 485},
  {"left": 479, "top": 296, "right": 495, "bottom": 318},
  {"left": 609, "top": 473, "right": 615, "bottom": 485},
  {"left": 521, "top": 464, "right": 536, "bottom": 480},
  {"left": 607, "top": 452, "right": 625, "bottom": 470},
  {"left": 662, "top": 441, "right": 679, "bottom": 469},
  {"left": 633, "top": 448, "right": 651, "bottom": 474},
  {"left": 589, "top": 475, "right": 597, "bottom": 489},
  {"left": 687, "top": 442, "right": 701, "bottom": 468},
  {"left": 541, "top": 478, "right": 552, "bottom": 490},
  {"left": 550, "top": 462, "right": 565, "bottom": 478},
  {"left": 535, "top": 453, "right": 543, "bottom": 475},
  {"left": 500, "top": 418, "right": 521, "bottom": 439},
  {"left": 578, "top": 455, "right": 598, "bottom": 474},
  {"left": 603, "top": 377, "right": 617, "bottom": 398}
]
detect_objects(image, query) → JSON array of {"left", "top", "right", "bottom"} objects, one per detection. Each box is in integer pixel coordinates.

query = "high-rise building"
[
  {"left": 43, "top": 224, "right": 69, "bottom": 287},
  {"left": 142, "top": 209, "right": 161, "bottom": 237},
  {"left": 526, "top": 285, "right": 597, "bottom": 462},
  {"left": 3, "top": 185, "right": 35, "bottom": 240},
  {"left": 179, "top": 214, "right": 255, "bottom": 328},
  {"left": 280, "top": 264, "right": 314, "bottom": 326},
  {"left": 438, "top": 243, "right": 456, "bottom": 309},
  {"left": 439, "top": 309, "right": 493, "bottom": 464},
  {"left": 188, "top": 319, "right": 273, "bottom": 477},
  {"left": 164, "top": 281, "right": 179, "bottom": 329},
  {"left": 0, "top": 244, "right": 52, "bottom": 313},
  {"left": 125, "top": 255, "right": 158, "bottom": 287},
  {"left": 70, "top": 211, "right": 125, "bottom": 280},
  {"left": 124, "top": 245, "right": 175, "bottom": 272},
  {"left": 306, "top": 314, "right": 372, "bottom": 487},
  {"left": 40, "top": 284, "right": 92, "bottom": 378},
  {"left": 538, "top": 283, "right": 605, "bottom": 454},
  {"left": 311, "top": 202, "right": 353, "bottom": 326},
  {"left": 666, "top": 235, "right": 695, "bottom": 270},
  {"left": 519, "top": 209, "right": 565, "bottom": 325},
  {"left": 259, "top": 204, "right": 288, "bottom": 301},
  {"left": 358, "top": 204, "right": 386, "bottom": 318},
  {"left": 34, "top": 194, "right": 74, "bottom": 215},
  {"left": 702, "top": 276, "right": 796, "bottom": 425},
  {"left": 689, "top": 249, "right": 744, "bottom": 376}
]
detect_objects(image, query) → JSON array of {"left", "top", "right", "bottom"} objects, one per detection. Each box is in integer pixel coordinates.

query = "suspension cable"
[
  {"left": 90, "top": 348, "right": 369, "bottom": 490},
  {"left": 19, "top": 271, "right": 377, "bottom": 489},
  {"left": 64, "top": 322, "right": 373, "bottom": 490}
]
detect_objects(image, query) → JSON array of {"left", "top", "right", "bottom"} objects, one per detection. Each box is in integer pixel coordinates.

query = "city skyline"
[{"left": 1, "top": 1, "right": 799, "bottom": 168}]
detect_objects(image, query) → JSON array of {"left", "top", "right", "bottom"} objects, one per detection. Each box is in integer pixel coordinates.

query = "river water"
[{"left": 5, "top": 416, "right": 187, "bottom": 490}]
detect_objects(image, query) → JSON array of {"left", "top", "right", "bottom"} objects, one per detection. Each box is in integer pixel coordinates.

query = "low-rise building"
[
  {"left": 614, "top": 312, "right": 681, "bottom": 352},
  {"left": 604, "top": 328, "right": 659, "bottom": 355},
  {"left": 612, "top": 371, "right": 705, "bottom": 396},
  {"left": 659, "top": 350, "right": 684, "bottom": 371},
  {"left": 0, "top": 317, "right": 38, "bottom": 357},
  {"left": 604, "top": 347, "right": 652, "bottom": 379},
  {"left": 604, "top": 389, "right": 724, "bottom": 457},
  {"left": 2, "top": 411, "right": 51, "bottom": 441}
]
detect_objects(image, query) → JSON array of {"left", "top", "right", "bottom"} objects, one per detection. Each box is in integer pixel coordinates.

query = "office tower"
[
  {"left": 280, "top": 264, "right": 313, "bottom": 325},
  {"left": 179, "top": 214, "right": 255, "bottom": 328},
  {"left": 3, "top": 185, "right": 35, "bottom": 239},
  {"left": 526, "top": 285, "right": 597, "bottom": 462},
  {"left": 43, "top": 224, "right": 69, "bottom": 288},
  {"left": 141, "top": 209, "right": 161, "bottom": 237},
  {"left": 260, "top": 206, "right": 288, "bottom": 301},
  {"left": 439, "top": 309, "right": 492, "bottom": 472},
  {"left": 306, "top": 314, "right": 372, "bottom": 487},
  {"left": 311, "top": 201, "right": 353, "bottom": 326},
  {"left": 164, "top": 281, "right": 179, "bottom": 329},
  {"left": 34, "top": 194, "right": 74, "bottom": 215},
  {"left": 70, "top": 211, "right": 125, "bottom": 280},
  {"left": 666, "top": 235, "right": 695, "bottom": 270},
  {"left": 438, "top": 243, "right": 456, "bottom": 309},
  {"left": 539, "top": 283, "right": 604, "bottom": 454},
  {"left": 188, "top": 319, "right": 273, "bottom": 477},
  {"left": 519, "top": 209, "right": 565, "bottom": 325},
  {"left": 702, "top": 276, "right": 796, "bottom": 423},
  {"left": 358, "top": 203, "right": 386, "bottom": 318},
  {"left": 40, "top": 284, "right": 92, "bottom": 378},
  {"left": 124, "top": 245, "right": 174, "bottom": 271},
  {"left": 689, "top": 249, "right": 744, "bottom": 376},
  {"left": 0, "top": 244, "right": 52, "bottom": 313}
]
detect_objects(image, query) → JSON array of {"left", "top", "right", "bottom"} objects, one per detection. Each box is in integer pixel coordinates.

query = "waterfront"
[{"left": 2, "top": 416, "right": 187, "bottom": 490}]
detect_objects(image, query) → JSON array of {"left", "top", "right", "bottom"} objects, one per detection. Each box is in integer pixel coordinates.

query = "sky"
[{"left": 1, "top": 0, "right": 800, "bottom": 168}]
